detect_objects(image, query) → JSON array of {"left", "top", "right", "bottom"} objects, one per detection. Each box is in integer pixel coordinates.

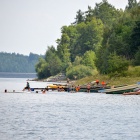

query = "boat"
[
  {"left": 78, "top": 85, "right": 110, "bottom": 93},
  {"left": 47, "top": 84, "right": 67, "bottom": 91},
  {"left": 123, "top": 91, "right": 140, "bottom": 95},
  {"left": 26, "top": 84, "right": 67, "bottom": 92},
  {"left": 98, "top": 83, "right": 140, "bottom": 94}
]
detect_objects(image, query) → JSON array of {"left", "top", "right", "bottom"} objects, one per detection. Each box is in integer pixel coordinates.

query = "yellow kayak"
[{"left": 48, "top": 84, "right": 66, "bottom": 89}]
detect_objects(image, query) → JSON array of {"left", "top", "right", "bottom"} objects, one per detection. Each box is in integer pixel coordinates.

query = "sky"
[{"left": 0, "top": 0, "right": 128, "bottom": 56}]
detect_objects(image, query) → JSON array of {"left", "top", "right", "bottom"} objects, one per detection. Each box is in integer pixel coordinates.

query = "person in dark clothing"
[{"left": 23, "top": 82, "right": 30, "bottom": 91}]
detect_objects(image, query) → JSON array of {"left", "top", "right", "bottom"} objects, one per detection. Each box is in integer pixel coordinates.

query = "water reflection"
[{"left": 0, "top": 92, "right": 140, "bottom": 140}]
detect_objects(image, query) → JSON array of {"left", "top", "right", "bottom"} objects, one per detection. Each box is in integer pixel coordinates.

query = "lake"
[
  {"left": 0, "top": 78, "right": 140, "bottom": 140},
  {"left": 0, "top": 72, "right": 37, "bottom": 78}
]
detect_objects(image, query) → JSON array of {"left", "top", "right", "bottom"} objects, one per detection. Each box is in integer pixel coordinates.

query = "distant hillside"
[{"left": 0, "top": 52, "right": 44, "bottom": 73}]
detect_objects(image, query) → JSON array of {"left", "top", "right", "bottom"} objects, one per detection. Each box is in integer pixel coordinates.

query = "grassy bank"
[
  {"left": 75, "top": 66, "right": 140, "bottom": 86},
  {"left": 74, "top": 74, "right": 140, "bottom": 86}
]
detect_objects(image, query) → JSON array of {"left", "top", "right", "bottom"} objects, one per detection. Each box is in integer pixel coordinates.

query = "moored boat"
[
  {"left": 47, "top": 84, "right": 67, "bottom": 91},
  {"left": 98, "top": 83, "right": 140, "bottom": 94},
  {"left": 78, "top": 86, "right": 110, "bottom": 93},
  {"left": 123, "top": 91, "right": 140, "bottom": 95},
  {"left": 48, "top": 84, "right": 66, "bottom": 88}
]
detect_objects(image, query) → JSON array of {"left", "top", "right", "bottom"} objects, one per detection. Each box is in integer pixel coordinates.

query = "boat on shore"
[
  {"left": 98, "top": 83, "right": 140, "bottom": 94},
  {"left": 47, "top": 84, "right": 68, "bottom": 91},
  {"left": 47, "top": 84, "right": 66, "bottom": 89},
  {"left": 78, "top": 85, "right": 110, "bottom": 93},
  {"left": 46, "top": 83, "right": 110, "bottom": 93},
  {"left": 123, "top": 91, "right": 140, "bottom": 95}
]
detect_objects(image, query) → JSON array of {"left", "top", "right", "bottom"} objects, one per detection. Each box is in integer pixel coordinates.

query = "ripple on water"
[{"left": 0, "top": 92, "right": 140, "bottom": 140}]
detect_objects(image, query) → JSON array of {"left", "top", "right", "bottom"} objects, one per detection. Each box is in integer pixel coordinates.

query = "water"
[
  {"left": 0, "top": 72, "right": 37, "bottom": 78},
  {"left": 0, "top": 78, "right": 140, "bottom": 140}
]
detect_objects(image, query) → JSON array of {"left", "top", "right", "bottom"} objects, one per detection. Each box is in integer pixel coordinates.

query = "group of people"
[
  {"left": 95, "top": 79, "right": 106, "bottom": 87},
  {"left": 57, "top": 87, "right": 65, "bottom": 92},
  {"left": 86, "top": 80, "right": 106, "bottom": 93},
  {"left": 67, "top": 79, "right": 106, "bottom": 93},
  {"left": 23, "top": 82, "right": 48, "bottom": 93},
  {"left": 66, "top": 85, "right": 80, "bottom": 92},
  {"left": 22, "top": 79, "right": 106, "bottom": 93}
]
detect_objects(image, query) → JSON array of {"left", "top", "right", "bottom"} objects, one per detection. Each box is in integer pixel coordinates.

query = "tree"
[
  {"left": 56, "top": 26, "right": 73, "bottom": 71},
  {"left": 81, "top": 50, "right": 97, "bottom": 69},
  {"left": 73, "top": 9, "right": 85, "bottom": 24},
  {"left": 134, "top": 48, "right": 140, "bottom": 65},
  {"left": 45, "top": 46, "right": 62, "bottom": 75},
  {"left": 45, "top": 46, "right": 56, "bottom": 61},
  {"left": 107, "top": 53, "right": 129, "bottom": 76},
  {"left": 85, "top": 6, "right": 94, "bottom": 22},
  {"left": 75, "top": 18, "right": 103, "bottom": 56},
  {"left": 93, "top": 0, "right": 120, "bottom": 27},
  {"left": 126, "top": 0, "right": 138, "bottom": 9},
  {"left": 96, "top": 48, "right": 110, "bottom": 74},
  {"left": 130, "top": 21, "right": 140, "bottom": 59},
  {"left": 35, "top": 58, "right": 50, "bottom": 79},
  {"left": 48, "top": 54, "right": 62, "bottom": 76},
  {"left": 35, "top": 0, "right": 140, "bottom": 79},
  {"left": 0, "top": 52, "right": 42, "bottom": 73}
]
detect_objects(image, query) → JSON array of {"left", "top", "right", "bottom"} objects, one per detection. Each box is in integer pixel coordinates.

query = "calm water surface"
[{"left": 0, "top": 78, "right": 140, "bottom": 140}]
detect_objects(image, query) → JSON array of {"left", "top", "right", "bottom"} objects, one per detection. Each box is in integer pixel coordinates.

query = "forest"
[
  {"left": 0, "top": 52, "right": 43, "bottom": 73},
  {"left": 35, "top": 0, "right": 140, "bottom": 79}
]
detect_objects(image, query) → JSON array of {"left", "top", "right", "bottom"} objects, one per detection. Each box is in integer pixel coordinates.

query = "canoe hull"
[
  {"left": 123, "top": 92, "right": 140, "bottom": 95},
  {"left": 99, "top": 84, "right": 139, "bottom": 94},
  {"left": 106, "top": 88, "right": 135, "bottom": 94}
]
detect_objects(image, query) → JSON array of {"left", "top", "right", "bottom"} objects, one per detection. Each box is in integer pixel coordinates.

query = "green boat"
[
  {"left": 79, "top": 88, "right": 99, "bottom": 93},
  {"left": 98, "top": 83, "right": 140, "bottom": 94},
  {"left": 78, "top": 86, "right": 110, "bottom": 93}
]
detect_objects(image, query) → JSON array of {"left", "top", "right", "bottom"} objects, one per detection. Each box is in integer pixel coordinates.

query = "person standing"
[
  {"left": 77, "top": 85, "right": 80, "bottom": 92},
  {"left": 87, "top": 83, "right": 91, "bottom": 93},
  {"left": 101, "top": 81, "right": 106, "bottom": 88},
  {"left": 71, "top": 85, "right": 75, "bottom": 93}
]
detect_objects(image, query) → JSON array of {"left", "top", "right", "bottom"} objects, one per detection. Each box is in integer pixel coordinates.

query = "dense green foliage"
[
  {"left": 0, "top": 52, "right": 43, "bottom": 73},
  {"left": 66, "top": 65, "right": 93, "bottom": 79},
  {"left": 36, "top": 0, "right": 140, "bottom": 79},
  {"left": 106, "top": 53, "right": 129, "bottom": 77}
]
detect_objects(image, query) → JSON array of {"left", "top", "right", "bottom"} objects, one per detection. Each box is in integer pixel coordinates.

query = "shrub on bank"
[
  {"left": 126, "top": 66, "right": 140, "bottom": 77},
  {"left": 66, "top": 65, "right": 94, "bottom": 80}
]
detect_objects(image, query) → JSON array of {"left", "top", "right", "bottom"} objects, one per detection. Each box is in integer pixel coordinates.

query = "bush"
[
  {"left": 126, "top": 66, "right": 140, "bottom": 77},
  {"left": 66, "top": 65, "right": 93, "bottom": 79},
  {"left": 107, "top": 53, "right": 129, "bottom": 77}
]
